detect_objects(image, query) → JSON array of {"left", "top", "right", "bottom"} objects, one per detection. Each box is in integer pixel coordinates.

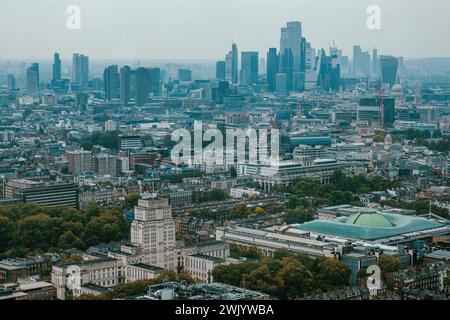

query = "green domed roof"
[{"left": 345, "top": 212, "right": 394, "bottom": 228}]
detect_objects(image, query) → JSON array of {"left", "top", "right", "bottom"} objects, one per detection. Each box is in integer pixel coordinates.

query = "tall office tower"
[
  {"left": 131, "top": 198, "right": 176, "bottom": 270},
  {"left": 231, "top": 43, "right": 239, "bottom": 84},
  {"left": 135, "top": 67, "right": 149, "bottom": 107},
  {"left": 178, "top": 69, "right": 192, "bottom": 82},
  {"left": 67, "top": 149, "right": 92, "bottom": 175},
  {"left": 353, "top": 45, "right": 362, "bottom": 75},
  {"left": 120, "top": 66, "right": 131, "bottom": 107},
  {"left": 380, "top": 55, "right": 399, "bottom": 87},
  {"left": 280, "top": 48, "right": 294, "bottom": 91},
  {"left": 72, "top": 53, "right": 89, "bottom": 89},
  {"left": 360, "top": 51, "right": 371, "bottom": 75},
  {"left": 26, "top": 63, "right": 39, "bottom": 93},
  {"left": 148, "top": 68, "right": 161, "bottom": 96},
  {"left": 259, "top": 57, "right": 266, "bottom": 76},
  {"left": 225, "top": 51, "right": 233, "bottom": 83},
  {"left": 240, "top": 51, "right": 259, "bottom": 85},
  {"left": 330, "top": 50, "right": 341, "bottom": 92},
  {"left": 300, "top": 37, "right": 307, "bottom": 72},
  {"left": 7, "top": 74, "right": 16, "bottom": 90},
  {"left": 372, "top": 48, "right": 380, "bottom": 76},
  {"left": 305, "top": 42, "right": 315, "bottom": 71},
  {"left": 94, "top": 154, "right": 117, "bottom": 177},
  {"left": 216, "top": 61, "right": 226, "bottom": 80},
  {"left": 129, "top": 69, "right": 137, "bottom": 100},
  {"left": 103, "top": 65, "right": 120, "bottom": 100},
  {"left": 340, "top": 56, "right": 350, "bottom": 74},
  {"left": 280, "top": 21, "right": 302, "bottom": 71},
  {"left": 52, "top": 53, "right": 61, "bottom": 86},
  {"left": 267, "top": 48, "right": 279, "bottom": 92},
  {"left": 276, "top": 73, "right": 288, "bottom": 96}
]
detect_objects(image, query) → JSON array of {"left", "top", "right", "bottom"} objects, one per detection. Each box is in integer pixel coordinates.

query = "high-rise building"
[
  {"left": 94, "top": 154, "right": 117, "bottom": 177},
  {"left": 52, "top": 53, "right": 61, "bottom": 87},
  {"left": 267, "top": 48, "right": 279, "bottom": 92},
  {"left": 353, "top": 45, "right": 362, "bottom": 75},
  {"left": 26, "top": 63, "right": 39, "bottom": 94},
  {"left": 360, "top": 51, "right": 371, "bottom": 75},
  {"left": 224, "top": 43, "right": 239, "bottom": 84},
  {"left": 259, "top": 57, "right": 266, "bottom": 76},
  {"left": 240, "top": 51, "right": 259, "bottom": 85},
  {"left": 148, "top": 68, "right": 161, "bottom": 96},
  {"left": 120, "top": 66, "right": 131, "bottom": 107},
  {"left": 135, "top": 67, "right": 149, "bottom": 107},
  {"left": 280, "top": 21, "right": 302, "bottom": 72},
  {"left": 231, "top": 43, "right": 239, "bottom": 84},
  {"left": 103, "top": 65, "right": 120, "bottom": 100},
  {"left": 380, "top": 55, "right": 399, "bottom": 87},
  {"left": 225, "top": 51, "right": 233, "bottom": 83},
  {"left": 216, "top": 61, "right": 226, "bottom": 80},
  {"left": 178, "top": 69, "right": 192, "bottom": 82},
  {"left": 7, "top": 74, "right": 16, "bottom": 90},
  {"left": 276, "top": 73, "right": 288, "bottom": 96},
  {"left": 72, "top": 53, "right": 89, "bottom": 89},
  {"left": 131, "top": 198, "right": 176, "bottom": 270},
  {"left": 372, "top": 48, "right": 380, "bottom": 76},
  {"left": 280, "top": 48, "right": 294, "bottom": 91},
  {"left": 67, "top": 150, "right": 92, "bottom": 175}
]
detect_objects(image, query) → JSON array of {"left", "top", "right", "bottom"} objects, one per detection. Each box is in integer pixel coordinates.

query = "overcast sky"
[{"left": 1, "top": 0, "right": 449, "bottom": 60}]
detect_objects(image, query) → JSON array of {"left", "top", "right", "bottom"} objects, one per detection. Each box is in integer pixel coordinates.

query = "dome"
[{"left": 345, "top": 212, "right": 394, "bottom": 228}]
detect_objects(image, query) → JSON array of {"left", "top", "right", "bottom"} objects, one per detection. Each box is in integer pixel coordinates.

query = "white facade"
[{"left": 131, "top": 198, "right": 176, "bottom": 270}]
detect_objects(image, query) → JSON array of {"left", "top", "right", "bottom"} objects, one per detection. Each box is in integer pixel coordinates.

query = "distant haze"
[{"left": 1, "top": 0, "right": 450, "bottom": 60}]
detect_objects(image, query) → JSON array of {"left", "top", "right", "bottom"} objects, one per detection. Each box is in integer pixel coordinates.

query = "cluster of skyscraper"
[
  {"left": 103, "top": 65, "right": 161, "bottom": 107},
  {"left": 215, "top": 21, "right": 401, "bottom": 95},
  {"left": 17, "top": 20, "right": 402, "bottom": 100}
]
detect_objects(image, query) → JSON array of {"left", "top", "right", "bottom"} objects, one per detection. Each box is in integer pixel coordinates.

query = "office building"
[
  {"left": 120, "top": 66, "right": 132, "bottom": 106},
  {"left": 120, "top": 135, "right": 142, "bottom": 151},
  {"left": 280, "top": 48, "right": 294, "bottom": 90},
  {"left": 94, "top": 154, "right": 117, "bottom": 177},
  {"left": 215, "top": 61, "right": 226, "bottom": 81},
  {"left": 135, "top": 67, "right": 149, "bottom": 107},
  {"left": 276, "top": 73, "right": 288, "bottom": 96},
  {"left": 178, "top": 69, "right": 192, "bottom": 82},
  {"left": 52, "top": 53, "right": 61, "bottom": 87},
  {"left": 67, "top": 149, "right": 92, "bottom": 175},
  {"left": 280, "top": 21, "right": 302, "bottom": 74},
  {"left": 380, "top": 55, "right": 399, "bottom": 87},
  {"left": 131, "top": 198, "right": 176, "bottom": 270},
  {"left": 103, "top": 65, "right": 120, "bottom": 100},
  {"left": 240, "top": 51, "right": 258, "bottom": 85},
  {"left": 6, "top": 180, "right": 79, "bottom": 209},
  {"left": 267, "top": 48, "right": 278, "bottom": 92},
  {"left": 72, "top": 53, "right": 89, "bottom": 89},
  {"left": 26, "top": 63, "right": 39, "bottom": 94},
  {"left": 148, "top": 68, "right": 161, "bottom": 96}
]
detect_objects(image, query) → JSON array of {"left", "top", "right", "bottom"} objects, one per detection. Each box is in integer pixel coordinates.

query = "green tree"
[
  {"left": 275, "top": 257, "right": 314, "bottom": 299},
  {"left": 284, "top": 206, "right": 313, "bottom": 224},
  {"left": 0, "top": 216, "right": 15, "bottom": 255},
  {"left": 314, "top": 257, "right": 351, "bottom": 289},
  {"left": 378, "top": 255, "right": 401, "bottom": 274},
  {"left": 58, "top": 231, "right": 85, "bottom": 249}
]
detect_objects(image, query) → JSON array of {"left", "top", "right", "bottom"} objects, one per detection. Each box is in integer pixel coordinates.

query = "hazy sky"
[{"left": 2, "top": 0, "right": 450, "bottom": 60}]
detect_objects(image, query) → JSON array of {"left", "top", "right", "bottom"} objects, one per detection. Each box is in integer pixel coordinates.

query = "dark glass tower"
[{"left": 267, "top": 48, "right": 278, "bottom": 92}]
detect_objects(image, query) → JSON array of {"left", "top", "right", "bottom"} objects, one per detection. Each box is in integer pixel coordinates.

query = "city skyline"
[{"left": 2, "top": 0, "right": 450, "bottom": 60}]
